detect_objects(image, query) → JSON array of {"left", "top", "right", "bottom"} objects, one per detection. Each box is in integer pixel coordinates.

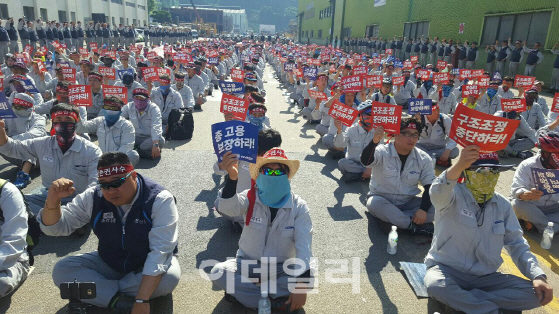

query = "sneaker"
[
  {"left": 223, "top": 292, "right": 240, "bottom": 304},
  {"left": 497, "top": 150, "right": 509, "bottom": 158},
  {"left": 329, "top": 150, "right": 345, "bottom": 160},
  {"left": 208, "top": 90, "right": 213, "bottom": 96},
  {"left": 13, "top": 170, "right": 31, "bottom": 189},
  {"left": 193, "top": 104, "right": 202, "bottom": 110},
  {"left": 408, "top": 222, "right": 435, "bottom": 235},
  {"left": 517, "top": 151, "right": 534, "bottom": 159},
  {"left": 309, "top": 119, "right": 321, "bottom": 124},
  {"left": 343, "top": 172, "right": 363, "bottom": 183}
]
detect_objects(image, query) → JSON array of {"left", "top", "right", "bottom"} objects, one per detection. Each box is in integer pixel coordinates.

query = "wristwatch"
[
  {"left": 534, "top": 274, "right": 547, "bottom": 281},
  {"left": 135, "top": 299, "right": 149, "bottom": 304},
  {"left": 154, "top": 143, "right": 159, "bottom": 147}
]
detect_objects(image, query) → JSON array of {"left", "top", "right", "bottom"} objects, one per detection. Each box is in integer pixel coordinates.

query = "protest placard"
[
  {"left": 408, "top": 98, "right": 433, "bottom": 115},
  {"left": 0, "top": 93, "right": 16, "bottom": 118},
  {"left": 433, "top": 72, "right": 449, "bottom": 85},
  {"left": 341, "top": 75, "right": 364, "bottom": 92},
  {"left": 531, "top": 168, "right": 559, "bottom": 195},
  {"left": 220, "top": 94, "right": 249, "bottom": 121},
  {"left": 461, "top": 85, "right": 480, "bottom": 98},
  {"left": 116, "top": 69, "right": 134, "bottom": 81},
  {"left": 514, "top": 75, "right": 536, "bottom": 88},
  {"left": 392, "top": 76, "right": 405, "bottom": 86},
  {"left": 477, "top": 76, "right": 490, "bottom": 88},
  {"left": 436, "top": 60, "right": 447, "bottom": 70},
  {"left": 231, "top": 69, "right": 244, "bottom": 82},
  {"left": 141, "top": 67, "right": 158, "bottom": 82},
  {"left": 219, "top": 81, "right": 245, "bottom": 95},
  {"left": 353, "top": 66, "right": 367, "bottom": 76},
  {"left": 62, "top": 68, "right": 76, "bottom": 83},
  {"left": 303, "top": 66, "right": 318, "bottom": 80},
  {"left": 410, "top": 56, "right": 418, "bottom": 63},
  {"left": 552, "top": 93, "right": 559, "bottom": 113},
  {"left": 366, "top": 75, "right": 382, "bottom": 89},
  {"left": 308, "top": 90, "right": 328, "bottom": 102},
  {"left": 328, "top": 100, "right": 358, "bottom": 127},
  {"left": 212, "top": 120, "right": 258, "bottom": 163},
  {"left": 68, "top": 84, "right": 92, "bottom": 106},
  {"left": 449, "top": 104, "right": 519, "bottom": 152},
  {"left": 370, "top": 102, "right": 403, "bottom": 134},
  {"left": 13, "top": 75, "right": 40, "bottom": 93},
  {"left": 103, "top": 85, "right": 128, "bottom": 103},
  {"left": 98, "top": 66, "right": 116, "bottom": 80},
  {"left": 501, "top": 98, "right": 527, "bottom": 112}
]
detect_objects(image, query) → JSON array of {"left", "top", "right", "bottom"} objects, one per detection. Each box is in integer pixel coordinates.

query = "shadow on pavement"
[
  {"left": 53, "top": 294, "right": 174, "bottom": 314},
  {"left": 33, "top": 230, "right": 92, "bottom": 258}
]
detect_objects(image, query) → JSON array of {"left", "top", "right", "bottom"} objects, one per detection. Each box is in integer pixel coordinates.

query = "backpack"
[
  {"left": 166, "top": 108, "right": 194, "bottom": 140},
  {"left": 0, "top": 179, "right": 41, "bottom": 266}
]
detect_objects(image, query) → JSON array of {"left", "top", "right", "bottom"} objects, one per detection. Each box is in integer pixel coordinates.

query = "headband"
[
  {"left": 249, "top": 107, "right": 266, "bottom": 114},
  {"left": 159, "top": 78, "right": 171, "bottom": 85},
  {"left": 97, "top": 164, "right": 134, "bottom": 178},
  {"left": 175, "top": 77, "right": 185, "bottom": 82},
  {"left": 12, "top": 98, "right": 34, "bottom": 108},
  {"left": 103, "top": 98, "right": 123, "bottom": 110},
  {"left": 88, "top": 73, "right": 103, "bottom": 81},
  {"left": 51, "top": 110, "right": 79, "bottom": 122},
  {"left": 402, "top": 122, "right": 417, "bottom": 130},
  {"left": 56, "top": 85, "right": 69, "bottom": 92}
]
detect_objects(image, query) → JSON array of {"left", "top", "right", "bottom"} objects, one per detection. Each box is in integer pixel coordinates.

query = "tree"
[
  {"left": 150, "top": 10, "right": 172, "bottom": 23},
  {"left": 147, "top": 0, "right": 158, "bottom": 13}
]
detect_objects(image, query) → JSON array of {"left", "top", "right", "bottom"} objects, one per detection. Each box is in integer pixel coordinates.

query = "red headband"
[
  {"left": 51, "top": 110, "right": 79, "bottom": 122},
  {"left": 88, "top": 73, "right": 103, "bottom": 81},
  {"left": 56, "top": 85, "right": 69, "bottom": 92},
  {"left": 175, "top": 77, "right": 185, "bottom": 82},
  {"left": 97, "top": 164, "right": 134, "bottom": 178},
  {"left": 12, "top": 98, "right": 33, "bottom": 108},
  {"left": 249, "top": 107, "right": 266, "bottom": 114},
  {"left": 159, "top": 78, "right": 171, "bottom": 85},
  {"left": 403, "top": 122, "right": 417, "bottom": 130}
]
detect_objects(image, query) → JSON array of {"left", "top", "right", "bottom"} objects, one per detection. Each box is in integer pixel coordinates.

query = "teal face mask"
[
  {"left": 101, "top": 109, "right": 121, "bottom": 127},
  {"left": 256, "top": 174, "right": 291, "bottom": 208}
]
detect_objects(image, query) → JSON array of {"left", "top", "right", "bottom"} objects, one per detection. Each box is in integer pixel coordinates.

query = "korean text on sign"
[
  {"left": 103, "top": 85, "right": 128, "bottom": 103},
  {"left": 308, "top": 90, "right": 328, "bottom": 102},
  {"left": 531, "top": 168, "right": 559, "bottom": 195},
  {"left": 341, "top": 75, "right": 364, "bottom": 92},
  {"left": 303, "top": 66, "right": 318, "bottom": 80},
  {"left": 231, "top": 69, "right": 244, "bottom": 82},
  {"left": 99, "top": 66, "right": 116, "bottom": 80},
  {"left": 0, "top": 93, "right": 16, "bottom": 119},
  {"left": 220, "top": 94, "right": 249, "bottom": 121},
  {"left": 449, "top": 104, "right": 520, "bottom": 152},
  {"left": 408, "top": 98, "right": 433, "bottom": 115},
  {"left": 514, "top": 75, "right": 536, "bottom": 88},
  {"left": 461, "top": 85, "right": 480, "bottom": 98},
  {"left": 328, "top": 100, "right": 358, "bottom": 127},
  {"left": 433, "top": 72, "right": 449, "bottom": 85},
  {"left": 501, "top": 98, "right": 526, "bottom": 113},
  {"left": 366, "top": 75, "right": 382, "bottom": 89},
  {"left": 211, "top": 120, "right": 259, "bottom": 163},
  {"left": 219, "top": 81, "right": 245, "bottom": 95},
  {"left": 141, "top": 67, "right": 159, "bottom": 82},
  {"left": 551, "top": 93, "right": 559, "bottom": 113},
  {"left": 369, "top": 102, "right": 403, "bottom": 134},
  {"left": 68, "top": 84, "right": 92, "bottom": 106}
]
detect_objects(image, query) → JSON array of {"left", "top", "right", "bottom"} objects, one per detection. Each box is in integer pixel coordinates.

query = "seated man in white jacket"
[
  {"left": 416, "top": 101, "right": 458, "bottom": 167},
  {"left": 2, "top": 93, "right": 46, "bottom": 189},
  {"left": 211, "top": 148, "right": 314, "bottom": 312},
  {"left": 149, "top": 74, "right": 184, "bottom": 135},
  {"left": 171, "top": 72, "right": 195, "bottom": 109},
  {"left": 76, "top": 96, "right": 139, "bottom": 166},
  {"left": 0, "top": 179, "right": 31, "bottom": 298}
]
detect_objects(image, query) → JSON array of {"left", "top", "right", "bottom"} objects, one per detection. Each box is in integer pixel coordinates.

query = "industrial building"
[{"left": 170, "top": 4, "right": 248, "bottom": 34}]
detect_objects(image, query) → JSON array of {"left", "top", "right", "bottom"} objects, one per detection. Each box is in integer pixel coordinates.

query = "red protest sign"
[
  {"left": 329, "top": 64, "right": 336, "bottom": 73},
  {"left": 163, "top": 45, "right": 173, "bottom": 54},
  {"left": 341, "top": 75, "right": 364, "bottom": 92},
  {"left": 307, "top": 58, "right": 320, "bottom": 66},
  {"left": 403, "top": 60, "right": 413, "bottom": 70},
  {"left": 231, "top": 69, "right": 244, "bottom": 82},
  {"left": 141, "top": 67, "right": 159, "bottom": 82},
  {"left": 308, "top": 90, "right": 328, "bottom": 102},
  {"left": 36, "top": 60, "right": 47, "bottom": 73},
  {"left": 146, "top": 51, "right": 157, "bottom": 61},
  {"left": 514, "top": 75, "right": 536, "bottom": 88},
  {"left": 328, "top": 100, "right": 358, "bottom": 127},
  {"left": 385, "top": 49, "right": 393, "bottom": 55},
  {"left": 220, "top": 94, "right": 248, "bottom": 121},
  {"left": 98, "top": 66, "right": 116, "bottom": 80},
  {"left": 392, "top": 76, "right": 405, "bottom": 86},
  {"left": 208, "top": 50, "right": 219, "bottom": 58},
  {"left": 433, "top": 72, "right": 449, "bottom": 85},
  {"left": 436, "top": 60, "right": 447, "bottom": 70},
  {"left": 471, "top": 69, "right": 484, "bottom": 79},
  {"left": 90, "top": 42, "right": 98, "bottom": 50},
  {"left": 450, "top": 104, "right": 520, "bottom": 152},
  {"left": 501, "top": 98, "right": 527, "bottom": 113},
  {"left": 462, "top": 85, "right": 480, "bottom": 98},
  {"left": 103, "top": 50, "right": 117, "bottom": 59},
  {"left": 477, "top": 76, "right": 490, "bottom": 88},
  {"left": 24, "top": 44, "right": 33, "bottom": 56},
  {"left": 459, "top": 69, "right": 472, "bottom": 80},
  {"left": 157, "top": 68, "right": 171, "bottom": 78},
  {"left": 366, "top": 75, "right": 383, "bottom": 88},
  {"left": 346, "top": 58, "right": 354, "bottom": 66},
  {"left": 410, "top": 55, "right": 418, "bottom": 63},
  {"left": 52, "top": 41, "right": 62, "bottom": 50},
  {"left": 353, "top": 66, "right": 367, "bottom": 76},
  {"left": 62, "top": 68, "right": 76, "bottom": 83},
  {"left": 293, "top": 68, "right": 303, "bottom": 77},
  {"left": 370, "top": 102, "right": 403, "bottom": 134},
  {"left": 173, "top": 52, "right": 193, "bottom": 64},
  {"left": 79, "top": 47, "right": 89, "bottom": 57},
  {"left": 68, "top": 84, "right": 92, "bottom": 106},
  {"left": 372, "top": 57, "right": 382, "bottom": 65},
  {"left": 102, "top": 85, "right": 128, "bottom": 103},
  {"left": 416, "top": 69, "right": 431, "bottom": 80},
  {"left": 552, "top": 93, "right": 559, "bottom": 113}
]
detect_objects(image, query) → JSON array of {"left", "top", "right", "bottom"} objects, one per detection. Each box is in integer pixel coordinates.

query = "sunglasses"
[
  {"left": 98, "top": 171, "right": 133, "bottom": 190},
  {"left": 260, "top": 167, "right": 287, "bottom": 176}
]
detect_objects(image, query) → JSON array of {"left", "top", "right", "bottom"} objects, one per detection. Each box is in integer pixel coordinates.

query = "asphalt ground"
[{"left": 0, "top": 63, "right": 558, "bottom": 314}]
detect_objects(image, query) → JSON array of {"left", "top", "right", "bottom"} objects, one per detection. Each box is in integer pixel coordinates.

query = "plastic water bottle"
[
  {"left": 387, "top": 226, "right": 398, "bottom": 255},
  {"left": 541, "top": 222, "right": 554, "bottom": 250},
  {"left": 258, "top": 291, "right": 271, "bottom": 314},
  {"left": 431, "top": 153, "right": 437, "bottom": 169}
]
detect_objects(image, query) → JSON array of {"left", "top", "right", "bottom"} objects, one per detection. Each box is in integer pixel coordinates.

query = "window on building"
[
  {"left": 318, "top": 30, "right": 322, "bottom": 38},
  {"left": 120, "top": 17, "right": 125, "bottom": 25},
  {"left": 343, "top": 28, "right": 351, "bottom": 38},
  {"left": 365, "top": 25, "right": 379, "bottom": 38},
  {"left": 40, "top": 9, "right": 48, "bottom": 21},
  {"left": 112, "top": 17, "right": 116, "bottom": 26},
  {"left": 481, "top": 12, "right": 552, "bottom": 46},
  {"left": 126, "top": 18, "right": 129, "bottom": 25},
  {"left": 71, "top": 12, "right": 76, "bottom": 22},
  {"left": 310, "top": 30, "right": 314, "bottom": 38},
  {"left": 403, "top": 21, "right": 429, "bottom": 40},
  {"left": 126, "top": 2, "right": 136, "bottom": 8},
  {"left": 58, "top": 10, "right": 67, "bottom": 22},
  {"left": 23, "top": 6, "right": 35, "bottom": 21},
  {"left": 0, "top": 4, "right": 8, "bottom": 20},
  {"left": 138, "top": 5, "right": 146, "bottom": 10},
  {"left": 144, "top": 20, "right": 147, "bottom": 27},
  {"left": 112, "top": 0, "right": 123, "bottom": 4},
  {"left": 133, "top": 19, "right": 136, "bottom": 26},
  {"left": 319, "top": 11, "right": 323, "bottom": 19}
]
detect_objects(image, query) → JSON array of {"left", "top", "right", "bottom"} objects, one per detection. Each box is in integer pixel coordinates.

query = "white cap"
[
  {"left": 261, "top": 291, "right": 268, "bottom": 298},
  {"left": 548, "top": 222, "right": 554, "bottom": 227},
  {"left": 392, "top": 226, "right": 397, "bottom": 231}
]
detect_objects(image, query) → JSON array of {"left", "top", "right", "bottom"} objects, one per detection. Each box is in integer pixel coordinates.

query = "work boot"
[
  {"left": 408, "top": 222, "right": 434, "bottom": 236},
  {"left": 13, "top": 170, "right": 31, "bottom": 189},
  {"left": 343, "top": 172, "right": 363, "bottom": 183},
  {"left": 517, "top": 151, "right": 534, "bottom": 159},
  {"left": 328, "top": 149, "right": 345, "bottom": 160}
]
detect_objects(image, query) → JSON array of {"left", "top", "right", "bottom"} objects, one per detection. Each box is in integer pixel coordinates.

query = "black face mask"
[
  {"left": 122, "top": 75, "right": 134, "bottom": 85},
  {"left": 52, "top": 122, "right": 77, "bottom": 152},
  {"left": 103, "top": 60, "right": 114, "bottom": 67}
]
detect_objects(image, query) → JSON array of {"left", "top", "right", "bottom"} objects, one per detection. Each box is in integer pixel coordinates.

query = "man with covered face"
[
  {"left": 361, "top": 118, "right": 436, "bottom": 235},
  {"left": 0, "top": 103, "right": 101, "bottom": 213},
  {"left": 1, "top": 93, "right": 46, "bottom": 189},
  {"left": 184, "top": 63, "right": 206, "bottom": 110},
  {"left": 511, "top": 126, "right": 559, "bottom": 234},
  {"left": 425, "top": 146, "right": 553, "bottom": 313}
]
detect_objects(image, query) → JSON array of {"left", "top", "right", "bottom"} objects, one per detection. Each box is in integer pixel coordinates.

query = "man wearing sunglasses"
[
  {"left": 361, "top": 118, "right": 436, "bottom": 235},
  {"left": 39, "top": 152, "right": 180, "bottom": 311},
  {"left": 511, "top": 129, "right": 559, "bottom": 234},
  {"left": 211, "top": 148, "right": 313, "bottom": 312},
  {"left": 425, "top": 146, "right": 553, "bottom": 313}
]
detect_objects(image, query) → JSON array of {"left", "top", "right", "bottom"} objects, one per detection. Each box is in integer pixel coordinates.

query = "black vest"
[
  {"left": 421, "top": 42, "right": 429, "bottom": 53},
  {"left": 58, "top": 29, "right": 64, "bottom": 41},
  {"left": 18, "top": 27, "right": 29, "bottom": 40},
  {"left": 28, "top": 30, "right": 37, "bottom": 41},
  {"left": 413, "top": 43, "right": 421, "bottom": 53},
  {"left": 63, "top": 28, "right": 71, "bottom": 38},
  {"left": 487, "top": 51, "right": 496, "bottom": 63},
  {"left": 390, "top": 41, "right": 396, "bottom": 49},
  {"left": 102, "top": 28, "right": 110, "bottom": 38},
  {"left": 459, "top": 47, "right": 467, "bottom": 60},
  {"left": 0, "top": 27, "right": 9, "bottom": 42},
  {"left": 444, "top": 46, "right": 452, "bottom": 56},
  {"left": 90, "top": 174, "right": 177, "bottom": 273},
  {"left": 46, "top": 28, "right": 53, "bottom": 40},
  {"left": 396, "top": 41, "right": 403, "bottom": 49},
  {"left": 405, "top": 44, "right": 412, "bottom": 53},
  {"left": 78, "top": 27, "right": 84, "bottom": 37},
  {"left": 6, "top": 23, "right": 17, "bottom": 40},
  {"left": 96, "top": 28, "right": 103, "bottom": 37},
  {"left": 554, "top": 54, "right": 559, "bottom": 69},
  {"left": 36, "top": 27, "right": 46, "bottom": 39},
  {"left": 438, "top": 45, "right": 445, "bottom": 56},
  {"left": 497, "top": 47, "right": 508, "bottom": 61},
  {"left": 510, "top": 47, "right": 522, "bottom": 62},
  {"left": 526, "top": 50, "right": 539, "bottom": 65},
  {"left": 466, "top": 47, "right": 478, "bottom": 61},
  {"left": 71, "top": 28, "right": 78, "bottom": 39},
  {"left": 430, "top": 43, "right": 437, "bottom": 53}
]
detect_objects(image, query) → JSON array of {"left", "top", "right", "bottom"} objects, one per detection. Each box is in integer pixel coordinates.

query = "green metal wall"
[{"left": 298, "top": 0, "right": 559, "bottom": 85}]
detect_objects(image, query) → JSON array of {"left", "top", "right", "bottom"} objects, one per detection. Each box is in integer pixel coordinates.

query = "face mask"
[
  {"left": 103, "top": 60, "right": 113, "bottom": 67},
  {"left": 526, "top": 94, "right": 536, "bottom": 106},
  {"left": 502, "top": 85, "right": 510, "bottom": 92},
  {"left": 101, "top": 109, "right": 121, "bottom": 127},
  {"left": 122, "top": 75, "right": 134, "bottom": 85},
  {"left": 256, "top": 174, "right": 291, "bottom": 208},
  {"left": 541, "top": 151, "right": 559, "bottom": 169},
  {"left": 134, "top": 98, "right": 149, "bottom": 111},
  {"left": 160, "top": 85, "right": 170, "bottom": 94},
  {"left": 12, "top": 83, "right": 25, "bottom": 93},
  {"left": 248, "top": 114, "right": 265, "bottom": 131},
  {"left": 14, "top": 108, "right": 32, "bottom": 118},
  {"left": 464, "top": 170, "right": 499, "bottom": 203},
  {"left": 404, "top": 75, "right": 410, "bottom": 85},
  {"left": 359, "top": 113, "right": 372, "bottom": 131},
  {"left": 423, "top": 80, "right": 433, "bottom": 91},
  {"left": 442, "top": 85, "right": 452, "bottom": 97},
  {"left": 486, "top": 88, "right": 497, "bottom": 99},
  {"left": 176, "top": 82, "right": 184, "bottom": 89},
  {"left": 52, "top": 122, "right": 77, "bottom": 152}
]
